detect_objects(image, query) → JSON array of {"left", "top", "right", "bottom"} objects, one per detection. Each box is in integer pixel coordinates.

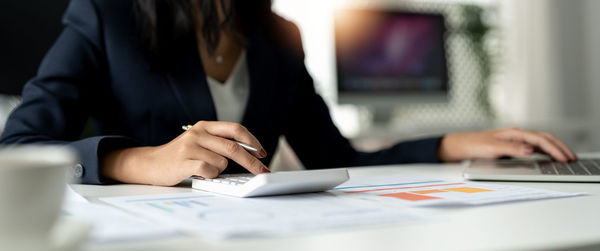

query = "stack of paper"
[{"left": 64, "top": 175, "right": 583, "bottom": 241}]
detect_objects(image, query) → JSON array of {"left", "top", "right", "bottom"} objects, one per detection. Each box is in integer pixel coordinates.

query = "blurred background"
[{"left": 1, "top": 0, "right": 600, "bottom": 169}]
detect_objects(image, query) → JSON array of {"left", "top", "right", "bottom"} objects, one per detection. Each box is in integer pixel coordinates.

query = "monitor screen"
[{"left": 335, "top": 9, "right": 448, "bottom": 97}]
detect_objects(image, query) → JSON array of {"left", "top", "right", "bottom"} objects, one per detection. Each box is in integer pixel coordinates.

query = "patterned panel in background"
[{"left": 387, "top": 1, "right": 501, "bottom": 128}]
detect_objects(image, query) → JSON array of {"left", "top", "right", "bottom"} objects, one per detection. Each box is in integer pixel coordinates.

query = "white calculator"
[{"left": 191, "top": 169, "right": 349, "bottom": 197}]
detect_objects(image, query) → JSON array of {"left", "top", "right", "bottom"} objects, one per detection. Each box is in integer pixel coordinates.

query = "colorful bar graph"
[
  {"left": 411, "top": 189, "right": 448, "bottom": 194},
  {"left": 379, "top": 192, "right": 441, "bottom": 201},
  {"left": 173, "top": 201, "right": 193, "bottom": 208},
  {"left": 163, "top": 200, "right": 206, "bottom": 209},
  {"left": 344, "top": 183, "right": 465, "bottom": 194},
  {"left": 189, "top": 200, "right": 206, "bottom": 206},
  {"left": 443, "top": 187, "right": 494, "bottom": 193},
  {"left": 147, "top": 203, "right": 174, "bottom": 213}
]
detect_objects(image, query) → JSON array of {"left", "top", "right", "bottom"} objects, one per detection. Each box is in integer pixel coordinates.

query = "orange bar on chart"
[
  {"left": 379, "top": 192, "right": 441, "bottom": 201},
  {"left": 411, "top": 189, "right": 448, "bottom": 194},
  {"left": 343, "top": 183, "right": 465, "bottom": 194},
  {"left": 444, "top": 187, "right": 494, "bottom": 193}
]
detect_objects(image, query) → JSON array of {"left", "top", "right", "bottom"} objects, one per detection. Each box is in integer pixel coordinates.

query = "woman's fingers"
[
  {"left": 194, "top": 121, "right": 266, "bottom": 159},
  {"left": 439, "top": 128, "right": 575, "bottom": 163},
  {"left": 538, "top": 132, "right": 577, "bottom": 160},
  {"left": 184, "top": 159, "right": 221, "bottom": 178},
  {"left": 182, "top": 121, "right": 269, "bottom": 176},
  {"left": 196, "top": 133, "right": 269, "bottom": 175},
  {"left": 489, "top": 141, "right": 534, "bottom": 159},
  {"left": 182, "top": 145, "right": 229, "bottom": 173},
  {"left": 500, "top": 129, "right": 571, "bottom": 162}
]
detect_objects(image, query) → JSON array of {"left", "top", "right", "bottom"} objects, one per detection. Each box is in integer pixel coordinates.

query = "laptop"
[{"left": 464, "top": 157, "right": 600, "bottom": 182}]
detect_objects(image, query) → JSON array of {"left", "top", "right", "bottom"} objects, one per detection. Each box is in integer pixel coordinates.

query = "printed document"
[
  {"left": 333, "top": 175, "right": 584, "bottom": 206},
  {"left": 101, "top": 191, "right": 431, "bottom": 239},
  {"left": 62, "top": 186, "right": 177, "bottom": 243}
]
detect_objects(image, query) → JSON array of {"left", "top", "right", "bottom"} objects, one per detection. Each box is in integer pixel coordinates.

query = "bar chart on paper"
[
  {"left": 333, "top": 175, "right": 583, "bottom": 206},
  {"left": 100, "top": 192, "right": 431, "bottom": 239}
]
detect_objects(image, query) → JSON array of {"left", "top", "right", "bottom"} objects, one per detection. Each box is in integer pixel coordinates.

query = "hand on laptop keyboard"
[{"left": 439, "top": 127, "right": 577, "bottom": 163}]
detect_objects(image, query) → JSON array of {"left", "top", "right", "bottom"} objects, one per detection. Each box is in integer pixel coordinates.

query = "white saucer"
[
  {"left": 49, "top": 216, "right": 93, "bottom": 251},
  {"left": 4, "top": 217, "right": 93, "bottom": 251}
]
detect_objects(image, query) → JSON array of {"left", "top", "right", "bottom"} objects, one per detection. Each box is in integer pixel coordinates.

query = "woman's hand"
[
  {"left": 101, "top": 121, "right": 269, "bottom": 186},
  {"left": 439, "top": 127, "right": 577, "bottom": 163}
]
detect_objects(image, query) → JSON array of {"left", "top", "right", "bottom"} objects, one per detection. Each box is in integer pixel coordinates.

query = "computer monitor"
[
  {"left": 0, "top": 1, "right": 70, "bottom": 95},
  {"left": 334, "top": 8, "right": 449, "bottom": 119}
]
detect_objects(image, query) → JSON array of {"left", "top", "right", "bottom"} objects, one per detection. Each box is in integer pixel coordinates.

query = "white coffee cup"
[{"left": 0, "top": 145, "right": 80, "bottom": 250}]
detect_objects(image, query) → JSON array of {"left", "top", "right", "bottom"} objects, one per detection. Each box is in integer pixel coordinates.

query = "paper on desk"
[
  {"left": 64, "top": 185, "right": 88, "bottom": 203},
  {"left": 333, "top": 174, "right": 584, "bottom": 207},
  {"left": 100, "top": 191, "right": 432, "bottom": 239},
  {"left": 62, "top": 199, "right": 178, "bottom": 243}
]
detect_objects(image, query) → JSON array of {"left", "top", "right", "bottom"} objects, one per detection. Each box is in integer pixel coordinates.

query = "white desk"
[{"left": 73, "top": 163, "right": 600, "bottom": 251}]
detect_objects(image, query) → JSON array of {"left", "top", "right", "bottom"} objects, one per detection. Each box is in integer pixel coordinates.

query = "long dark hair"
[{"left": 134, "top": 0, "right": 274, "bottom": 70}]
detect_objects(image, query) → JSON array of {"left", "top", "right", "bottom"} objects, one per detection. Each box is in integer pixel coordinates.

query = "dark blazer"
[{"left": 0, "top": 0, "right": 442, "bottom": 184}]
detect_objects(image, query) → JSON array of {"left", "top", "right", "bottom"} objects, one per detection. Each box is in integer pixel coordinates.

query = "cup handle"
[{"left": 49, "top": 217, "right": 93, "bottom": 251}]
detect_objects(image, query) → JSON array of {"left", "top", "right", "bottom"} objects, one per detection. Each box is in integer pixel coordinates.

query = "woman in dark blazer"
[{"left": 0, "top": 0, "right": 575, "bottom": 186}]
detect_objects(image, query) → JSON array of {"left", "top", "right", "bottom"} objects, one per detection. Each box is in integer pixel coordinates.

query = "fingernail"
[
  {"left": 259, "top": 149, "right": 267, "bottom": 158},
  {"left": 524, "top": 147, "right": 534, "bottom": 154},
  {"left": 261, "top": 166, "right": 271, "bottom": 173}
]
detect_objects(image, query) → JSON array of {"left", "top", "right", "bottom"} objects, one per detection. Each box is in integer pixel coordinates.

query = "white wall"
[
  {"left": 493, "top": 0, "right": 555, "bottom": 123},
  {"left": 490, "top": 0, "right": 600, "bottom": 151},
  {"left": 585, "top": 0, "right": 600, "bottom": 122},
  {"left": 494, "top": 0, "right": 600, "bottom": 124}
]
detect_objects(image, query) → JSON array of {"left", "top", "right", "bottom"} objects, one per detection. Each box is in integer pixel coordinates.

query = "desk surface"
[{"left": 73, "top": 162, "right": 600, "bottom": 251}]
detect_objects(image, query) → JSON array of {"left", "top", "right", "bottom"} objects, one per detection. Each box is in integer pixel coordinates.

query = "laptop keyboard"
[{"left": 538, "top": 159, "right": 600, "bottom": 175}]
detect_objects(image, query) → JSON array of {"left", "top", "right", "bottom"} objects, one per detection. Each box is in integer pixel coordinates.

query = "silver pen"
[{"left": 181, "top": 125, "right": 258, "bottom": 152}]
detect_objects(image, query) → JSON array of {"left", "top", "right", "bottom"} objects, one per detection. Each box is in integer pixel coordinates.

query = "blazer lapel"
[
  {"left": 165, "top": 26, "right": 277, "bottom": 134},
  {"left": 241, "top": 28, "right": 278, "bottom": 138},
  {"left": 166, "top": 52, "right": 217, "bottom": 124}
]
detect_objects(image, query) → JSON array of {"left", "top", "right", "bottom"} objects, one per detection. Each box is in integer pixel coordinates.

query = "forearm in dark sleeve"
[
  {"left": 352, "top": 137, "right": 444, "bottom": 166},
  {"left": 284, "top": 65, "right": 443, "bottom": 168},
  {"left": 0, "top": 0, "right": 130, "bottom": 184}
]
